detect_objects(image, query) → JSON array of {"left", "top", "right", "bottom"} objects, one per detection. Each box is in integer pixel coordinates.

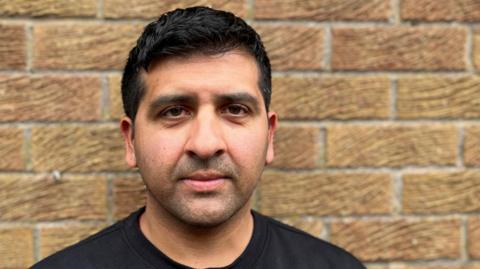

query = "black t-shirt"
[{"left": 30, "top": 208, "right": 365, "bottom": 269}]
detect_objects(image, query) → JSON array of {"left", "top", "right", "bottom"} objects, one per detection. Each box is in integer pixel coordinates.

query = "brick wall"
[{"left": 0, "top": 0, "right": 479, "bottom": 268}]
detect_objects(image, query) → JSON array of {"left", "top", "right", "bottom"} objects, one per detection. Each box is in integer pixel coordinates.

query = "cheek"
[
  {"left": 226, "top": 126, "right": 269, "bottom": 168},
  {"left": 135, "top": 130, "right": 186, "bottom": 172}
]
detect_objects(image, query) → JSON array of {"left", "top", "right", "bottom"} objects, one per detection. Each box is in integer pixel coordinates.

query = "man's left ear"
[{"left": 265, "top": 111, "right": 277, "bottom": 165}]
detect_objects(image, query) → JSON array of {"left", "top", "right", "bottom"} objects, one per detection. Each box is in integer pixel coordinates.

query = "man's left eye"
[{"left": 222, "top": 104, "right": 249, "bottom": 116}]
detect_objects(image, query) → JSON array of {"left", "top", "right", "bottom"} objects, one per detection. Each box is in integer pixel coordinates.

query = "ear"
[
  {"left": 120, "top": 116, "right": 137, "bottom": 168},
  {"left": 265, "top": 111, "right": 277, "bottom": 165}
]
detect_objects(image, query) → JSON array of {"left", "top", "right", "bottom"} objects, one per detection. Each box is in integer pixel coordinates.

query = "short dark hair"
[{"left": 121, "top": 6, "right": 271, "bottom": 122}]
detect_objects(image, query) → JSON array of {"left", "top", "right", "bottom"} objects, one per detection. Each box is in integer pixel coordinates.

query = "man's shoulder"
[
  {"left": 255, "top": 212, "right": 366, "bottom": 269},
  {"left": 30, "top": 222, "right": 125, "bottom": 269}
]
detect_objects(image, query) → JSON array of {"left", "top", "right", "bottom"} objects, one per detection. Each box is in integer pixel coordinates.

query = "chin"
[{"left": 169, "top": 199, "right": 245, "bottom": 228}]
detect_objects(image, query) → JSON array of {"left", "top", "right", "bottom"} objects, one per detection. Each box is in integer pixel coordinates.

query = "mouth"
[{"left": 180, "top": 170, "right": 229, "bottom": 192}]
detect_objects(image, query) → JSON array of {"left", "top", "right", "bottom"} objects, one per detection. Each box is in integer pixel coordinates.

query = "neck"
[{"left": 139, "top": 196, "right": 254, "bottom": 268}]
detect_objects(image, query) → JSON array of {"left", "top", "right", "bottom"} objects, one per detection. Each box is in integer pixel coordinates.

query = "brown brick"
[
  {"left": 31, "top": 125, "right": 127, "bottom": 172},
  {"left": 475, "top": 29, "right": 480, "bottom": 70},
  {"left": 279, "top": 217, "right": 324, "bottom": 238},
  {"left": 395, "top": 265, "right": 480, "bottom": 269},
  {"left": 331, "top": 219, "right": 461, "bottom": 261},
  {"left": 104, "top": 0, "right": 246, "bottom": 19},
  {"left": 397, "top": 76, "right": 480, "bottom": 119},
  {"left": 0, "top": 227, "right": 33, "bottom": 268},
  {"left": 464, "top": 126, "right": 480, "bottom": 166},
  {"left": 403, "top": 172, "right": 480, "bottom": 214},
  {"left": 401, "top": 0, "right": 480, "bottom": 22},
  {"left": 0, "top": 174, "right": 107, "bottom": 221},
  {"left": 271, "top": 76, "right": 390, "bottom": 120},
  {"left": 254, "top": 25, "right": 324, "bottom": 71},
  {"left": 40, "top": 224, "right": 104, "bottom": 258},
  {"left": 33, "top": 23, "right": 142, "bottom": 70},
  {"left": 0, "top": 128, "right": 24, "bottom": 170},
  {"left": 113, "top": 175, "right": 145, "bottom": 219},
  {"left": 0, "top": 24, "right": 26, "bottom": 69},
  {"left": 0, "top": 75, "right": 101, "bottom": 121},
  {"left": 470, "top": 217, "right": 480, "bottom": 258},
  {"left": 0, "top": 0, "right": 96, "bottom": 17},
  {"left": 326, "top": 125, "right": 457, "bottom": 167},
  {"left": 108, "top": 74, "right": 124, "bottom": 120},
  {"left": 332, "top": 27, "right": 466, "bottom": 71},
  {"left": 259, "top": 171, "right": 392, "bottom": 216},
  {"left": 271, "top": 126, "right": 320, "bottom": 168},
  {"left": 255, "top": 0, "right": 389, "bottom": 21}
]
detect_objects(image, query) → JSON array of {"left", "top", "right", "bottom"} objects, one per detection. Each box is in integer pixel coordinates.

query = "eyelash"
[{"left": 158, "top": 104, "right": 250, "bottom": 120}]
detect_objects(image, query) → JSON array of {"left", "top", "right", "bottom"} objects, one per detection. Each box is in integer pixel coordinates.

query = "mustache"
[{"left": 172, "top": 155, "right": 238, "bottom": 180}]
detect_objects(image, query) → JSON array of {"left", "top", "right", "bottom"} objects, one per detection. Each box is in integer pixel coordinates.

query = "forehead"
[{"left": 141, "top": 50, "right": 262, "bottom": 101}]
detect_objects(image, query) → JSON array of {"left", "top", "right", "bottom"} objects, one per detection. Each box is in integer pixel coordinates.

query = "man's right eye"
[{"left": 160, "top": 106, "right": 191, "bottom": 118}]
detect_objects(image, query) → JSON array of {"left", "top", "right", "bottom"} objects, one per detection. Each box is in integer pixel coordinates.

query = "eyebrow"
[
  {"left": 147, "top": 94, "right": 197, "bottom": 115},
  {"left": 147, "top": 92, "right": 261, "bottom": 115},
  {"left": 214, "top": 92, "right": 260, "bottom": 113}
]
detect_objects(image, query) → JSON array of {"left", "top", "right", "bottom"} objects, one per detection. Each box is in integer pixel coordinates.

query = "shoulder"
[
  {"left": 30, "top": 222, "right": 125, "bottom": 269},
  {"left": 256, "top": 212, "right": 366, "bottom": 269}
]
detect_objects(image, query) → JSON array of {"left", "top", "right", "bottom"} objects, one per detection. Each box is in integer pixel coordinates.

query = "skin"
[{"left": 120, "top": 50, "right": 277, "bottom": 268}]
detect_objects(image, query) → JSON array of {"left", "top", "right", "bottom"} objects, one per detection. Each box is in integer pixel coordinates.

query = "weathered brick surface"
[
  {"left": 108, "top": 75, "right": 124, "bottom": 120},
  {"left": 271, "top": 76, "right": 390, "bottom": 120},
  {"left": 0, "top": 226, "right": 33, "bottom": 268},
  {"left": 475, "top": 28, "right": 480, "bottom": 70},
  {"left": 255, "top": 0, "right": 389, "bottom": 21},
  {"left": 33, "top": 23, "right": 142, "bottom": 70},
  {"left": 332, "top": 27, "right": 466, "bottom": 71},
  {"left": 0, "top": 24, "right": 26, "bottom": 69},
  {"left": 39, "top": 224, "right": 104, "bottom": 258},
  {"left": 104, "top": 0, "right": 246, "bottom": 18},
  {"left": 397, "top": 76, "right": 480, "bottom": 119},
  {"left": 403, "top": 172, "right": 480, "bottom": 214},
  {"left": 469, "top": 217, "right": 480, "bottom": 258},
  {"left": 326, "top": 125, "right": 457, "bottom": 167},
  {"left": 401, "top": 0, "right": 480, "bottom": 22},
  {"left": 464, "top": 126, "right": 480, "bottom": 166},
  {"left": 279, "top": 217, "right": 324, "bottom": 238},
  {"left": 31, "top": 125, "right": 127, "bottom": 172},
  {"left": 0, "top": 0, "right": 96, "bottom": 17},
  {"left": 271, "top": 126, "right": 319, "bottom": 168},
  {"left": 395, "top": 265, "right": 480, "bottom": 269},
  {"left": 0, "top": 75, "right": 101, "bottom": 121},
  {"left": 259, "top": 171, "right": 392, "bottom": 216},
  {"left": 331, "top": 219, "right": 461, "bottom": 261},
  {"left": 254, "top": 25, "right": 324, "bottom": 71},
  {"left": 0, "top": 174, "right": 107, "bottom": 221},
  {"left": 113, "top": 175, "right": 145, "bottom": 219},
  {"left": 0, "top": 128, "right": 24, "bottom": 171}
]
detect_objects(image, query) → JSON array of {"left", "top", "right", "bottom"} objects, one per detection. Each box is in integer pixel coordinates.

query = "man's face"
[{"left": 121, "top": 50, "right": 277, "bottom": 227}]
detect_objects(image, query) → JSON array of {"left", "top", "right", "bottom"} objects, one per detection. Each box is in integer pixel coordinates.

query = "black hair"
[{"left": 121, "top": 6, "right": 271, "bottom": 122}]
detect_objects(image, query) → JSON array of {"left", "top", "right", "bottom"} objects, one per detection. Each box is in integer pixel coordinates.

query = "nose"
[{"left": 184, "top": 110, "right": 226, "bottom": 160}]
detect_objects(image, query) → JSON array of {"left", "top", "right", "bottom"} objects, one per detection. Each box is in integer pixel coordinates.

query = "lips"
[{"left": 181, "top": 170, "right": 228, "bottom": 192}]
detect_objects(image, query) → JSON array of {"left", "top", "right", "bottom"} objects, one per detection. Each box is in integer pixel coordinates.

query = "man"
[{"left": 31, "top": 6, "right": 365, "bottom": 269}]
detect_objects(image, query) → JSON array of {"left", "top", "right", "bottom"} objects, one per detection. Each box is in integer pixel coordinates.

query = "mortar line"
[
  {"left": 97, "top": 0, "right": 104, "bottom": 19},
  {"left": 466, "top": 26, "right": 475, "bottom": 73},
  {"left": 101, "top": 75, "right": 110, "bottom": 120},
  {"left": 106, "top": 174, "right": 114, "bottom": 224},
  {"left": 33, "top": 225, "right": 40, "bottom": 262},
  {"left": 461, "top": 215, "right": 469, "bottom": 262},
  {"left": 23, "top": 127, "right": 33, "bottom": 171},
  {"left": 318, "top": 127, "right": 326, "bottom": 168},
  {"left": 457, "top": 125, "right": 465, "bottom": 168},
  {"left": 390, "top": 75, "right": 397, "bottom": 120},
  {"left": 247, "top": 0, "right": 255, "bottom": 20},
  {"left": 393, "top": 172, "right": 403, "bottom": 216},
  {"left": 26, "top": 21, "right": 33, "bottom": 72},
  {"left": 323, "top": 24, "right": 332, "bottom": 71},
  {"left": 390, "top": 0, "right": 401, "bottom": 25}
]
